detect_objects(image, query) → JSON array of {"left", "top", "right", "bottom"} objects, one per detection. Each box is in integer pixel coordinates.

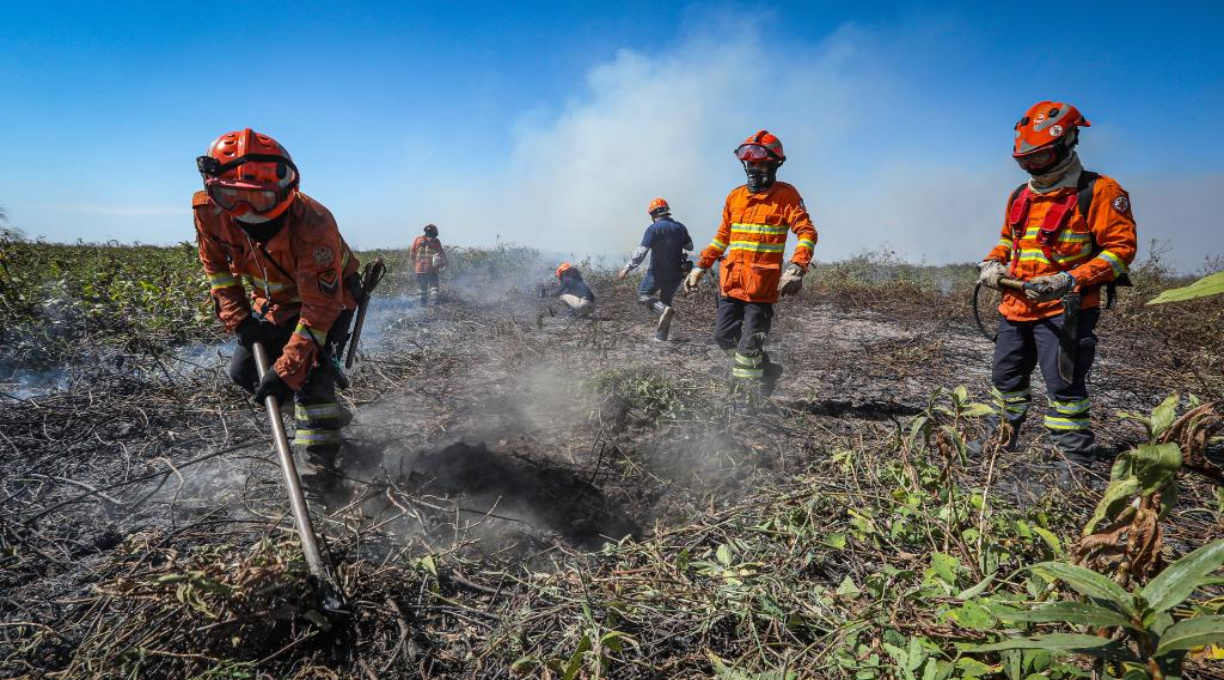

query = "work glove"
[
  {"left": 1025, "top": 272, "right": 1076, "bottom": 302},
  {"left": 683, "top": 267, "right": 706, "bottom": 294},
  {"left": 253, "top": 368, "right": 294, "bottom": 407},
  {"left": 778, "top": 263, "right": 806, "bottom": 297},
  {"left": 976, "top": 260, "right": 1009, "bottom": 291},
  {"left": 235, "top": 316, "right": 289, "bottom": 349}
]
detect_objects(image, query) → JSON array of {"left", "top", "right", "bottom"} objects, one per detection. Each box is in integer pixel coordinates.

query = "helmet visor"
[
  {"left": 207, "top": 184, "right": 282, "bottom": 213},
  {"left": 735, "top": 143, "right": 779, "bottom": 162}
]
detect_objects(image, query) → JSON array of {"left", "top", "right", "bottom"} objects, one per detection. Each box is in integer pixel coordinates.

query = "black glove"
[
  {"left": 236, "top": 316, "right": 290, "bottom": 348},
  {"left": 253, "top": 369, "right": 293, "bottom": 407}
]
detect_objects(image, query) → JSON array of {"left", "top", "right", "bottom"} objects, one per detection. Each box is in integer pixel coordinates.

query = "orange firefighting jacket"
[
  {"left": 410, "top": 235, "right": 447, "bottom": 274},
  {"left": 696, "top": 182, "right": 817, "bottom": 304},
  {"left": 984, "top": 173, "right": 1137, "bottom": 322},
  {"left": 194, "top": 191, "right": 360, "bottom": 389}
]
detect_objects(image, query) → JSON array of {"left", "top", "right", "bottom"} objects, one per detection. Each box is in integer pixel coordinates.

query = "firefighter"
[
  {"left": 194, "top": 129, "right": 361, "bottom": 497},
  {"left": 684, "top": 130, "right": 817, "bottom": 394},
  {"left": 544, "top": 263, "right": 596, "bottom": 317},
  {"left": 410, "top": 223, "right": 447, "bottom": 306},
  {"left": 977, "top": 101, "right": 1137, "bottom": 464},
  {"left": 618, "top": 198, "right": 694, "bottom": 341}
]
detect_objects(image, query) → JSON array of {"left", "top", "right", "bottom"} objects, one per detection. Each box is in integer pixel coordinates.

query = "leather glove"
[
  {"left": 778, "top": 263, "right": 806, "bottom": 297},
  {"left": 1025, "top": 272, "right": 1076, "bottom": 302},
  {"left": 253, "top": 368, "right": 293, "bottom": 407},
  {"left": 976, "top": 260, "right": 1008, "bottom": 291},
  {"left": 235, "top": 316, "right": 289, "bottom": 348},
  {"left": 683, "top": 267, "right": 706, "bottom": 294}
]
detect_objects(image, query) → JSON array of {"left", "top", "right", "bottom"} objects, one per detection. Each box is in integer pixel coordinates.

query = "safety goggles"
[
  {"left": 1014, "top": 146, "right": 1059, "bottom": 172},
  {"left": 734, "top": 143, "right": 781, "bottom": 162},
  {"left": 206, "top": 184, "right": 283, "bottom": 213}
]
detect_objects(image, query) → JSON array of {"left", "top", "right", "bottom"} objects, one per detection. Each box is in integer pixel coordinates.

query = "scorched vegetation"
[{"left": 0, "top": 240, "right": 1221, "bottom": 679}]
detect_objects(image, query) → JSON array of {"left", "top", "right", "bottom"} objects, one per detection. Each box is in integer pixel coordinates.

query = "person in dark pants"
[
  {"left": 194, "top": 128, "right": 362, "bottom": 499},
  {"left": 410, "top": 224, "right": 447, "bottom": 306},
  {"left": 618, "top": 197, "right": 693, "bottom": 341},
  {"left": 685, "top": 130, "right": 817, "bottom": 395},
  {"left": 992, "top": 308, "right": 1098, "bottom": 455},
  {"left": 977, "top": 101, "right": 1137, "bottom": 464}
]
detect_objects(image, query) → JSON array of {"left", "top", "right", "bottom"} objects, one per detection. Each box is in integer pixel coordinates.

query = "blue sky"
[{"left": 1, "top": 1, "right": 1221, "bottom": 268}]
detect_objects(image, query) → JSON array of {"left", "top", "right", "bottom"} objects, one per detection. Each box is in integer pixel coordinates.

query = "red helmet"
[
  {"left": 647, "top": 197, "right": 670, "bottom": 217},
  {"left": 1013, "top": 101, "right": 1090, "bottom": 172},
  {"left": 555, "top": 262, "right": 575, "bottom": 280},
  {"left": 197, "top": 129, "right": 299, "bottom": 219},
  {"left": 735, "top": 130, "right": 786, "bottom": 164}
]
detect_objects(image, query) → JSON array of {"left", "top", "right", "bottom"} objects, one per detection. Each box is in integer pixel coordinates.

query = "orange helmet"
[
  {"left": 647, "top": 197, "right": 670, "bottom": 217},
  {"left": 735, "top": 130, "right": 786, "bottom": 164},
  {"left": 1013, "top": 101, "right": 1090, "bottom": 173},
  {"left": 555, "top": 262, "right": 576, "bottom": 280},
  {"left": 197, "top": 129, "right": 299, "bottom": 219}
]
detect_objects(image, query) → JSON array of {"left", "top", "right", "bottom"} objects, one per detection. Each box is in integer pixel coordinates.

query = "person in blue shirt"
[
  {"left": 544, "top": 263, "right": 597, "bottom": 317},
  {"left": 618, "top": 198, "right": 694, "bottom": 341}
]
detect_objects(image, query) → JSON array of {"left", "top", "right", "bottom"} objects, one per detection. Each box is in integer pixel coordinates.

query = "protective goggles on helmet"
[
  {"left": 197, "top": 153, "right": 299, "bottom": 214},
  {"left": 734, "top": 143, "right": 782, "bottom": 162}
]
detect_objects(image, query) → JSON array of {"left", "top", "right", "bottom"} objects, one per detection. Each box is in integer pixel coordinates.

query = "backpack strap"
[
  {"left": 1075, "top": 170, "right": 1100, "bottom": 221},
  {"left": 1005, "top": 183, "right": 1029, "bottom": 275}
]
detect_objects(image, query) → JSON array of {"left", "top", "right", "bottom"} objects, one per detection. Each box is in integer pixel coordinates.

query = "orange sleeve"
[
  {"left": 193, "top": 192, "right": 249, "bottom": 332},
  {"left": 788, "top": 190, "right": 817, "bottom": 267},
  {"left": 410, "top": 236, "right": 421, "bottom": 259},
  {"left": 275, "top": 211, "right": 349, "bottom": 389},
  {"left": 696, "top": 196, "right": 733, "bottom": 269},
  {"left": 1069, "top": 178, "right": 1137, "bottom": 289}
]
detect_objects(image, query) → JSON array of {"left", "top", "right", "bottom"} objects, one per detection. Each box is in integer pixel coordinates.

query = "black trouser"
[
  {"left": 228, "top": 315, "right": 353, "bottom": 477},
  {"left": 714, "top": 295, "right": 774, "bottom": 381},
  {"left": 992, "top": 307, "right": 1099, "bottom": 455},
  {"left": 637, "top": 270, "right": 682, "bottom": 313},
  {"left": 416, "top": 272, "right": 439, "bottom": 303}
]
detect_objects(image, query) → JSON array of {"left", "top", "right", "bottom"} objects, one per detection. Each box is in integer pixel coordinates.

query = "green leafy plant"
[{"left": 972, "top": 539, "right": 1224, "bottom": 679}]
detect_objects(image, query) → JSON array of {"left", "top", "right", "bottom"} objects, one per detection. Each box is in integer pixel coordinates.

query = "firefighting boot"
[
  {"left": 760, "top": 358, "right": 783, "bottom": 397},
  {"left": 428, "top": 287, "right": 441, "bottom": 306},
  {"left": 654, "top": 306, "right": 674, "bottom": 341}
]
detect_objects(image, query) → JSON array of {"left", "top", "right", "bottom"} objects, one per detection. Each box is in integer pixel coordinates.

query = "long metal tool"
[
  {"left": 344, "top": 257, "right": 386, "bottom": 369},
  {"left": 252, "top": 342, "right": 343, "bottom": 609}
]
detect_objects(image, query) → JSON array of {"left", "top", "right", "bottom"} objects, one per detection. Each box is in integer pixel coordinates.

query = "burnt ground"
[{"left": 1, "top": 267, "right": 1220, "bottom": 677}]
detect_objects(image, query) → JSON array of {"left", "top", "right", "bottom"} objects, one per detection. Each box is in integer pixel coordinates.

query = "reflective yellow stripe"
[
  {"left": 796, "top": 238, "right": 816, "bottom": 251},
  {"left": 997, "top": 238, "right": 1013, "bottom": 250},
  {"left": 294, "top": 322, "right": 327, "bottom": 345},
  {"left": 207, "top": 272, "right": 239, "bottom": 290},
  {"left": 1098, "top": 250, "right": 1128, "bottom": 276},
  {"left": 730, "top": 222, "right": 789, "bottom": 235},
  {"left": 732, "top": 367, "right": 765, "bottom": 379},
  {"left": 1044, "top": 415, "right": 1090, "bottom": 431},
  {"left": 709, "top": 239, "right": 728, "bottom": 252},
  {"left": 1050, "top": 398, "right": 1090, "bottom": 415},
  {"left": 1016, "top": 247, "right": 1092, "bottom": 266},
  {"left": 292, "top": 429, "right": 343, "bottom": 446},
  {"left": 728, "top": 241, "right": 785, "bottom": 253}
]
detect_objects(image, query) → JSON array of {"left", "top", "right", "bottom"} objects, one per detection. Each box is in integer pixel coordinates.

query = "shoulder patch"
[
  {"left": 317, "top": 269, "right": 339, "bottom": 296},
  {"left": 1111, "top": 195, "right": 1131, "bottom": 216},
  {"left": 313, "top": 246, "right": 335, "bottom": 267}
]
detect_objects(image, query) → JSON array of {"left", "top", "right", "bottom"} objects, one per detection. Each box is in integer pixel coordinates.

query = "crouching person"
[
  {"left": 544, "top": 263, "right": 597, "bottom": 317},
  {"left": 193, "top": 129, "right": 362, "bottom": 499}
]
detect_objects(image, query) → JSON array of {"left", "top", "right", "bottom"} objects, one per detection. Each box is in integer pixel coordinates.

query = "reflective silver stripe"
[
  {"left": 1044, "top": 415, "right": 1090, "bottom": 431},
  {"left": 293, "top": 429, "right": 343, "bottom": 446},
  {"left": 295, "top": 403, "right": 343, "bottom": 421}
]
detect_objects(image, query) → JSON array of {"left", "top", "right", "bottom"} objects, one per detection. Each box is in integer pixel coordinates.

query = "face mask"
[{"left": 744, "top": 162, "right": 778, "bottom": 193}]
